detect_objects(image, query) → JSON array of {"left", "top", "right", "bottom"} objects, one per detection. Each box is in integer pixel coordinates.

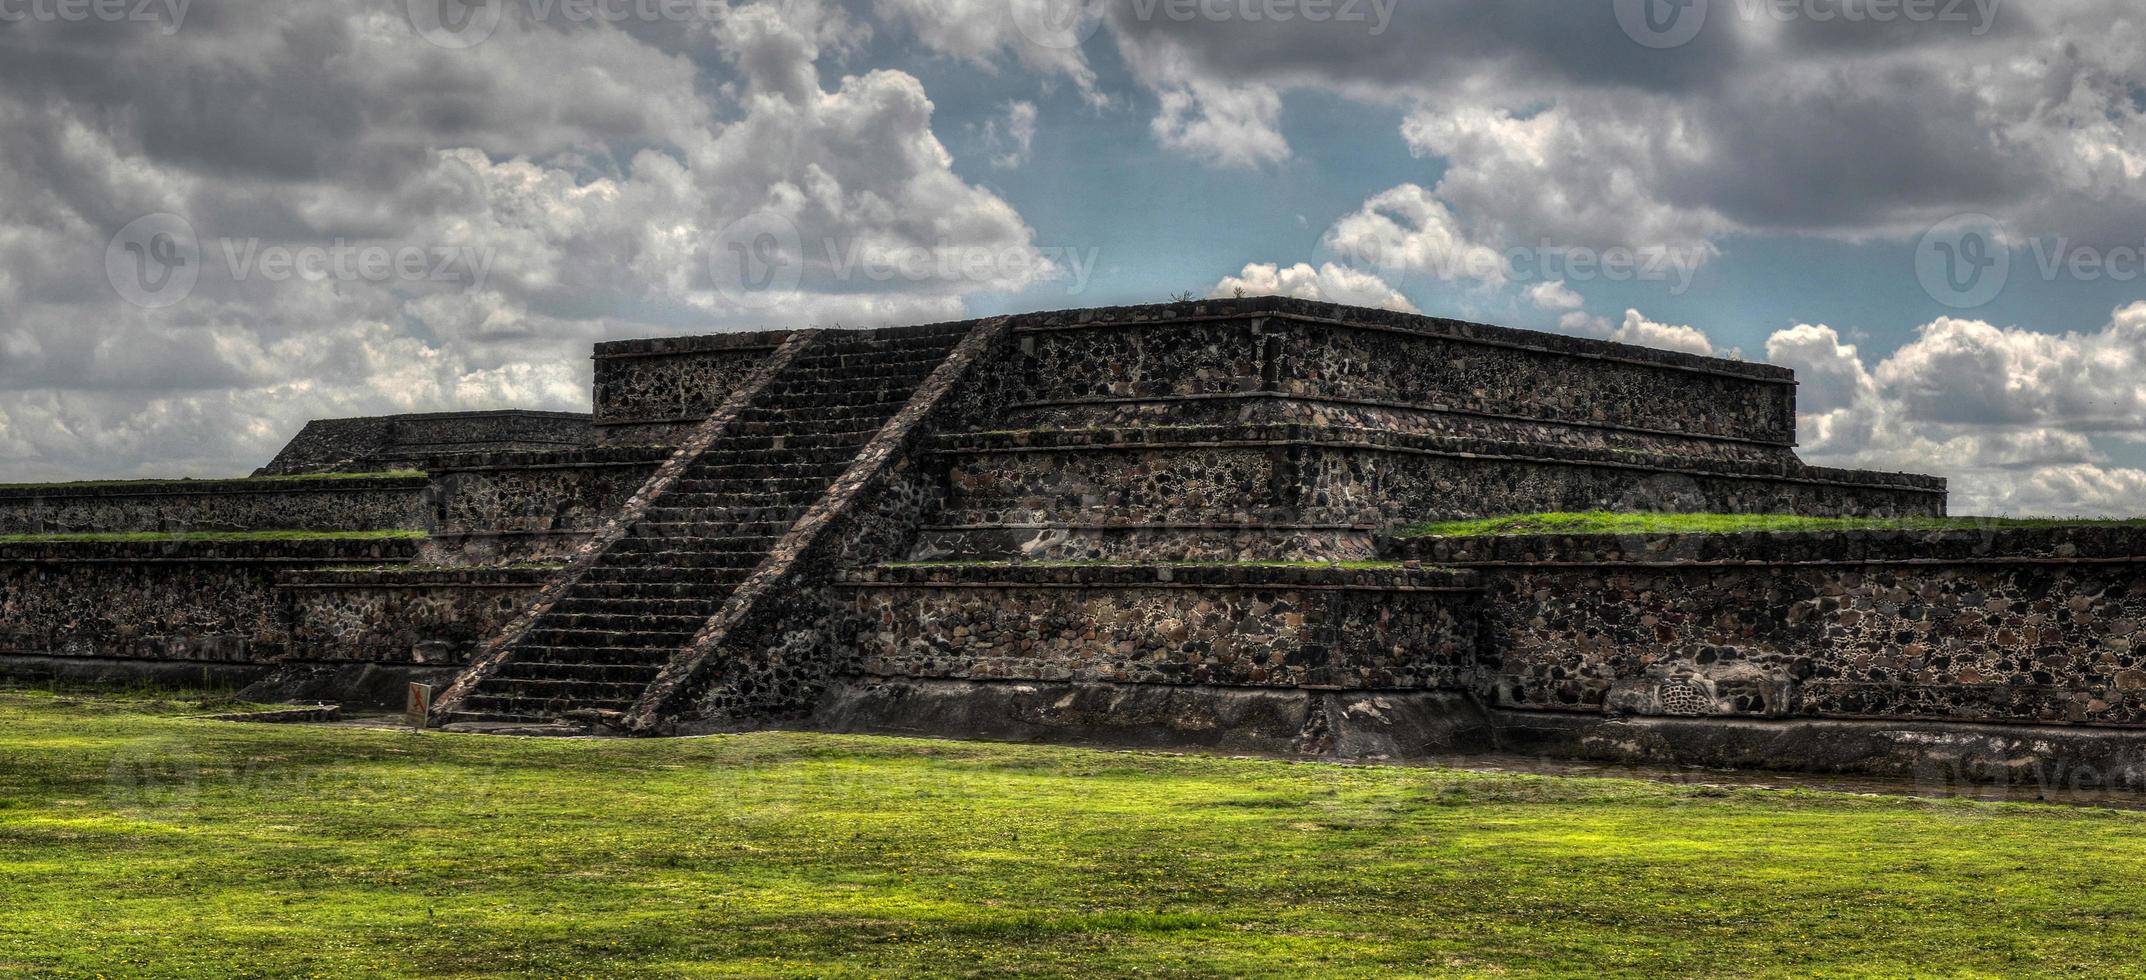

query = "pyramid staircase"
[{"left": 433, "top": 324, "right": 971, "bottom": 727}]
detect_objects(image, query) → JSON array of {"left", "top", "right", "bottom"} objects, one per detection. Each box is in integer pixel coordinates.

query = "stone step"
[
  {"left": 542, "top": 611, "right": 711, "bottom": 633},
  {"left": 743, "top": 388, "right": 905, "bottom": 405},
  {"left": 440, "top": 710, "right": 555, "bottom": 726},
  {"left": 696, "top": 445, "right": 858, "bottom": 465},
  {"left": 445, "top": 328, "right": 966, "bottom": 724},
  {"left": 623, "top": 521, "right": 794, "bottom": 541},
  {"left": 606, "top": 533, "right": 781, "bottom": 554},
  {"left": 570, "top": 580, "right": 739, "bottom": 600},
  {"left": 654, "top": 490, "right": 817, "bottom": 510},
  {"left": 496, "top": 661, "right": 664, "bottom": 683},
  {"left": 731, "top": 422, "right": 886, "bottom": 442},
  {"left": 577, "top": 565, "right": 751, "bottom": 586},
  {"left": 637, "top": 504, "right": 802, "bottom": 525},
  {"left": 458, "top": 693, "right": 636, "bottom": 718},
  {"left": 670, "top": 473, "right": 833, "bottom": 493},
  {"left": 705, "top": 431, "right": 875, "bottom": 451},
  {"left": 477, "top": 677, "right": 650, "bottom": 702},
  {"left": 727, "top": 420, "right": 884, "bottom": 442},
  {"left": 761, "top": 389, "right": 917, "bottom": 407},
  {"left": 515, "top": 634, "right": 691, "bottom": 656},
  {"left": 514, "top": 644, "right": 687, "bottom": 665},
  {"left": 599, "top": 550, "right": 768, "bottom": 570},
  {"left": 549, "top": 596, "right": 722, "bottom": 617},
  {"left": 788, "top": 354, "right": 946, "bottom": 371}
]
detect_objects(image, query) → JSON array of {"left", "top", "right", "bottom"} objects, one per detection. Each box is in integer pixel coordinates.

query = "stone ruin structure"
[{"left": 5, "top": 298, "right": 2145, "bottom": 788}]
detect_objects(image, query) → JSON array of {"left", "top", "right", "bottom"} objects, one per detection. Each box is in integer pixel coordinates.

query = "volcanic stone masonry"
[{"left": 7, "top": 297, "right": 2146, "bottom": 788}]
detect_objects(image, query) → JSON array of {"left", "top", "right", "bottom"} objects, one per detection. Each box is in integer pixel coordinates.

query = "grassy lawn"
[
  {"left": 1401, "top": 510, "right": 2146, "bottom": 538},
  {"left": 3, "top": 689, "right": 2145, "bottom": 977}
]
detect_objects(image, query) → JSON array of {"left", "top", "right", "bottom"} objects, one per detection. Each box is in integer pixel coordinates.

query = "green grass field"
[
  {"left": 3, "top": 688, "right": 2145, "bottom": 977},
  {"left": 1401, "top": 511, "right": 2146, "bottom": 538}
]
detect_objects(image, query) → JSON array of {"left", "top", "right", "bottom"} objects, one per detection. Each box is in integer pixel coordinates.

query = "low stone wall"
[
  {"left": 812, "top": 679, "right": 1495, "bottom": 758},
  {"left": 834, "top": 564, "right": 1481, "bottom": 691},
  {"left": 256, "top": 410, "right": 593, "bottom": 475},
  {"left": 0, "top": 537, "right": 422, "bottom": 663},
  {"left": 1007, "top": 393, "right": 1800, "bottom": 466},
  {"left": 924, "top": 426, "right": 1942, "bottom": 560},
  {"left": 1385, "top": 527, "right": 2146, "bottom": 729},
  {"left": 592, "top": 330, "right": 789, "bottom": 444},
  {"left": 280, "top": 566, "right": 553, "bottom": 665},
  {"left": 999, "top": 297, "right": 1797, "bottom": 447},
  {"left": 0, "top": 475, "right": 430, "bottom": 534},
  {"left": 423, "top": 448, "right": 668, "bottom": 564}
]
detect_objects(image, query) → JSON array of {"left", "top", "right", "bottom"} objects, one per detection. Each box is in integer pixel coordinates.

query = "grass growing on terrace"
[
  {"left": 1401, "top": 510, "right": 2146, "bottom": 538},
  {"left": 4, "top": 687, "right": 2146, "bottom": 977},
  {"left": 0, "top": 529, "right": 427, "bottom": 545},
  {"left": 877, "top": 559, "right": 1407, "bottom": 571}
]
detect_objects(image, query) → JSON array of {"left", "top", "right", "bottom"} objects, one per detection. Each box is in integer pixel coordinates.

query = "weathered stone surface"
[
  {"left": 424, "top": 448, "right": 668, "bottom": 563},
  {"left": 282, "top": 566, "right": 553, "bottom": 665},
  {"left": 591, "top": 329, "right": 789, "bottom": 444},
  {"left": 925, "top": 427, "right": 1938, "bottom": 561},
  {"left": 810, "top": 677, "right": 1496, "bottom": 759},
  {"left": 18, "top": 298, "right": 2146, "bottom": 788},
  {"left": 0, "top": 538, "right": 422, "bottom": 662},
  {"left": 255, "top": 410, "right": 593, "bottom": 476},
  {"left": 0, "top": 475, "right": 429, "bottom": 535},
  {"left": 836, "top": 564, "right": 1479, "bottom": 690},
  {"left": 1386, "top": 527, "right": 2146, "bottom": 729}
]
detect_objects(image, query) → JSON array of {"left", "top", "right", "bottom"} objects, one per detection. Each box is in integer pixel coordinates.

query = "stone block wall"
[
  {"left": 835, "top": 563, "right": 1481, "bottom": 691},
  {"left": 1385, "top": 527, "right": 2146, "bottom": 729},
  {"left": 991, "top": 300, "right": 1798, "bottom": 449},
  {"left": 915, "top": 300, "right": 1940, "bottom": 565},
  {"left": 0, "top": 475, "right": 431, "bottom": 535},
  {"left": 0, "top": 537, "right": 422, "bottom": 663},
  {"left": 422, "top": 447, "right": 669, "bottom": 564},
  {"left": 591, "top": 330, "right": 790, "bottom": 445},
  {"left": 255, "top": 410, "right": 593, "bottom": 475},
  {"left": 281, "top": 567, "right": 553, "bottom": 666},
  {"left": 919, "top": 427, "right": 1942, "bottom": 561}
]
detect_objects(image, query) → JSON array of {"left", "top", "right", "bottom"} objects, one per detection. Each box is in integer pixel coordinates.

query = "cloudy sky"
[{"left": 2, "top": 0, "right": 2144, "bottom": 515}]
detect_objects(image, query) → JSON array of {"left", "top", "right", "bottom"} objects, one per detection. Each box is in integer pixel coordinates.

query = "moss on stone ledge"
[
  {"left": 1399, "top": 511, "right": 2146, "bottom": 538},
  {"left": 0, "top": 530, "right": 427, "bottom": 545},
  {"left": 880, "top": 559, "right": 1409, "bottom": 571},
  {"left": 313, "top": 561, "right": 566, "bottom": 573}
]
